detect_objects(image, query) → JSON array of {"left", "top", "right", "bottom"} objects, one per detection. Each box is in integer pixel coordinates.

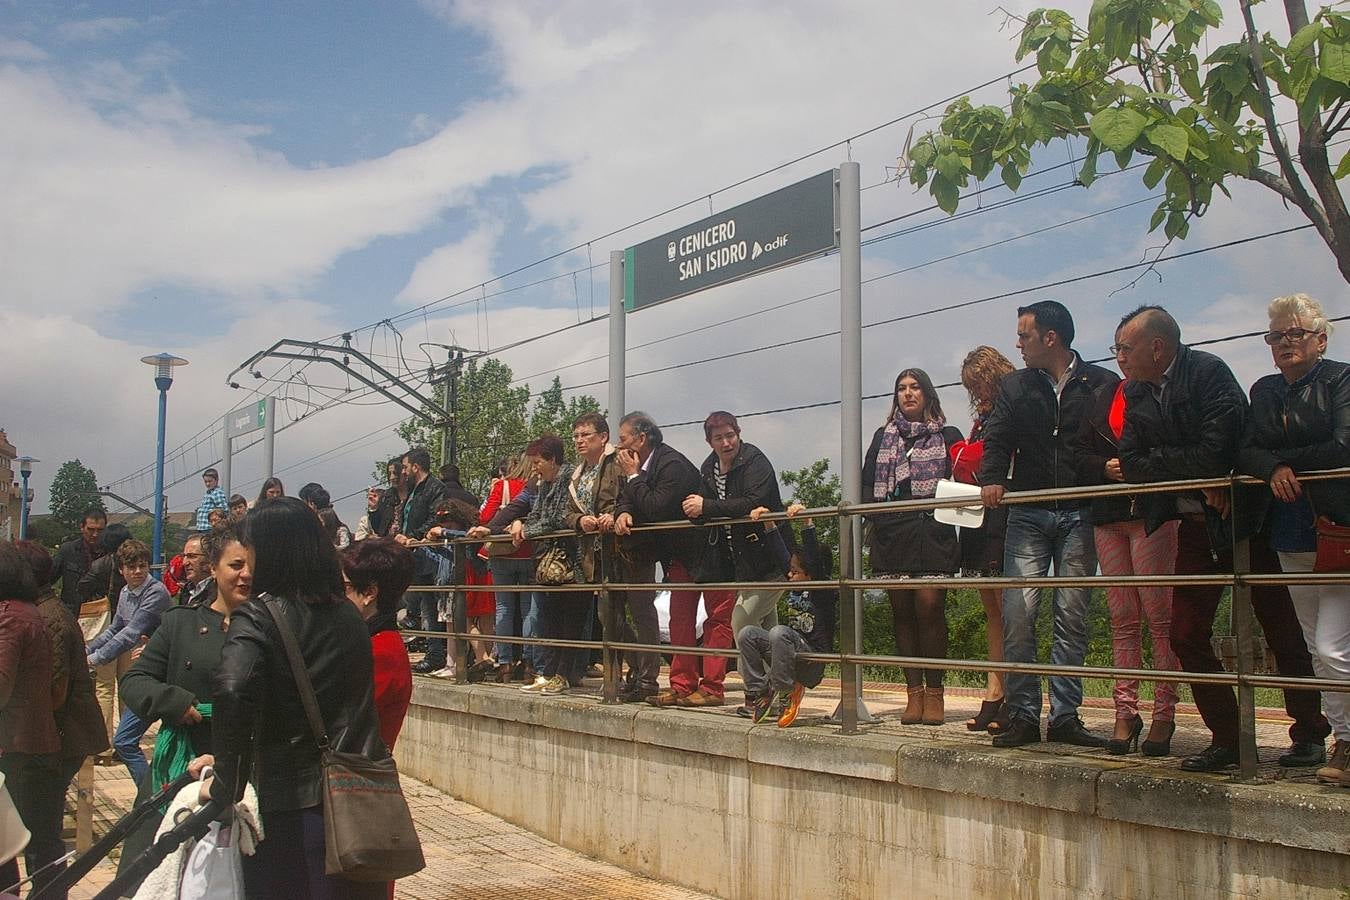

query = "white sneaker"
[
  {"left": 430, "top": 667, "right": 456, "bottom": 679},
  {"left": 540, "top": 675, "right": 569, "bottom": 695},
  {"left": 520, "top": 675, "right": 549, "bottom": 693}
]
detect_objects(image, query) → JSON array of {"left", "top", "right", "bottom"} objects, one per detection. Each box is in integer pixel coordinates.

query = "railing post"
[
  {"left": 1232, "top": 529, "right": 1259, "bottom": 780},
  {"left": 837, "top": 505, "right": 860, "bottom": 734},
  {"left": 599, "top": 536, "right": 621, "bottom": 704},
  {"left": 452, "top": 542, "right": 469, "bottom": 686}
]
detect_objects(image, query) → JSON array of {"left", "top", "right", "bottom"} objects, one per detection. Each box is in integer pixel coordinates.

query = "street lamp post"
[
  {"left": 140, "top": 353, "right": 189, "bottom": 569},
  {"left": 16, "top": 457, "right": 37, "bottom": 540}
]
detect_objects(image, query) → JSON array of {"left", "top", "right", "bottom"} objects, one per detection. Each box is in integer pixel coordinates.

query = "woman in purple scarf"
[{"left": 862, "top": 368, "right": 964, "bottom": 726}]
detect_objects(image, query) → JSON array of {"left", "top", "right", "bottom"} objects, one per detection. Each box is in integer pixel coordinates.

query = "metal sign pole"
[
  {"left": 262, "top": 397, "right": 276, "bottom": 480},
  {"left": 827, "top": 160, "right": 876, "bottom": 728},
  {"left": 608, "top": 250, "right": 626, "bottom": 419},
  {"left": 220, "top": 414, "right": 232, "bottom": 500}
]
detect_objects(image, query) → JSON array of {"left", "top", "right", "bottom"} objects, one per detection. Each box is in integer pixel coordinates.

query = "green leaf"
[
  {"left": 1078, "top": 138, "right": 1100, "bottom": 187},
  {"left": 1335, "top": 149, "right": 1350, "bottom": 180},
  {"left": 1142, "top": 157, "right": 1168, "bottom": 189},
  {"left": 1179, "top": 66, "right": 1203, "bottom": 99},
  {"left": 931, "top": 175, "right": 960, "bottom": 214},
  {"left": 935, "top": 151, "right": 966, "bottom": 182},
  {"left": 1089, "top": 107, "right": 1148, "bottom": 152},
  {"left": 1149, "top": 204, "right": 1167, "bottom": 232},
  {"left": 1146, "top": 123, "right": 1190, "bottom": 160},
  {"left": 1289, "top": 21, "right": 1323, "bottom": 58},
  {"left": 1001, "top": 164, "right": 1023, "bottom": 192},
  {"left": 1322, "top": 38, "right": 1350, "bottom": 86},
  {"left": 1113, "top": 144, "right": 1134, "bottom": 170}
]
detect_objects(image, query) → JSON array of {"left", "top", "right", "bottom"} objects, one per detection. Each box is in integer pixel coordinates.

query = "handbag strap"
[{"left": 262, "top": 594, "right": 331, "bottom": 751}]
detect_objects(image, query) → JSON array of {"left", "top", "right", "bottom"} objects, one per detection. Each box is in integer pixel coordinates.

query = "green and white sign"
[
  {"left": 624, "top": 170, "right": 837, "bottom": 311},
  {"left": 226, "top": 399, "right": 267, "bottom": 439}
]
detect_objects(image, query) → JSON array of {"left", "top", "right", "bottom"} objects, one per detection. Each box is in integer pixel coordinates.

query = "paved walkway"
[{"left": 54, "top": 764, "right": 713, "bottom": 899}]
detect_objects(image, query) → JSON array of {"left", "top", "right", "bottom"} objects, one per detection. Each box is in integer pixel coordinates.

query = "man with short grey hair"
[{"left": 1117, "top": 304, "right": 1328, "bottom": 772}]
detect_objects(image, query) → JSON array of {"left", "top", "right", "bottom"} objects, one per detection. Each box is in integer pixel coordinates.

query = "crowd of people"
[{"left": 1, "top": 291, "right": 1349, "bottom": 896}]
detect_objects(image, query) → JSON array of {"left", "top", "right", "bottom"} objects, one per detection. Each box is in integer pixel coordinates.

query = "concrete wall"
[{"left": 397, "top": 682, "right": 1350, "bottom": 899}]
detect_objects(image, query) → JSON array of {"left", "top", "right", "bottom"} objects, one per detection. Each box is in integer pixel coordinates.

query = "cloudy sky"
[{"left": 3, "top": 0, "right": 1345, "bottom": 528}]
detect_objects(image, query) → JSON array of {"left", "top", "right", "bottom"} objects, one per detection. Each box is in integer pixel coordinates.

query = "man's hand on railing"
[
  {"left": 597, "top": 513, "right": 615, "bottom": 532},
  {"left": 681, "top": 494, "right": 704, "bottom": 518},
  {"left": 1104, "top": 458, "right": 1125, "bottom": 483},
  {"left": 981, "top": 484, "right": 1005, "bottom": 508},
  {"left": 465, "top": 525, "right": 491, "bottom": 540},
  {"left": 393, "top": 533, "right": 412, "bottom": 546},
  {"left": 580, "top": 515, "right": 600, "bottom": 533},
  {"left": 1202, "top": 487, "right": 1232, "bottom": 519},
  {"left": 614, "top": 512, "right": 634, "bottom": 535},
  {"left": 1269, "top": 464, "right": 1303, "bottom": 503}
]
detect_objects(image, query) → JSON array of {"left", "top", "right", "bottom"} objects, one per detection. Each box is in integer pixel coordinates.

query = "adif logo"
[
  {"left": 667, "top": 242, "right": 677, "bottom": 261},
  {"left": 750, "top": 234, "right": 789, "bottom": 261}
]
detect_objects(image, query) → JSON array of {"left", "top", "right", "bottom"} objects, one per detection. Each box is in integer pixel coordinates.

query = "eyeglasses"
[
  {"left": 1108, "top": 343, "right": 1133, "bottom": 356},
  {"left": 572, "top": 431, "right": 597, "bottom": 439},
  {"left": 1264, "top": 328, "right": 1319, "bottom": 345}
]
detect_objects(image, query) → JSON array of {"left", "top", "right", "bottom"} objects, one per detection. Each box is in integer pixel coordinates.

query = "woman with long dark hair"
[
  {"left": 204, "top": 497, "right": 387, "bottom": 898},
  {"left": 254, "top": 476, "right": 285, "bottom": 508},
  {"left": 862, "top": 368, "right": 963, "bottom": 726}
]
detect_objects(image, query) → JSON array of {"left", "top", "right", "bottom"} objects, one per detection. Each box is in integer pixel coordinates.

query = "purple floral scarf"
[{"left": 872, "top": 415, "right": 947, "bottom": 501}]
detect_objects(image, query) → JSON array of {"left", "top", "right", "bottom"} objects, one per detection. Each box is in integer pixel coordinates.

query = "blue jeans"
[
  {"left": 112, "top": 707, "right": 150, "bottom": 786},
  {"left": 491, "top": 557, "right": 540, "bottom": 668},
  {"left": 1001, "top": 506, "right": 1096, "bottom": 727}
]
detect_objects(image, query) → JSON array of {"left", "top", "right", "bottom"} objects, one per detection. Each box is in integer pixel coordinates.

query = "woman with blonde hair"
[
  {"left": 949, "top": 346, "right": 1015, "bottom": 732},
  {"left": 1239, "top": 293, "right": 1350, "bottom": 784}
]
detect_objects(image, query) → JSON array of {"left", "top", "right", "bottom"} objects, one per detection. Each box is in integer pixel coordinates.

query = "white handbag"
[
  {"left": 178, "top": 818, "right": 245, "bottom": 900},
  {"left": 933, "top": 478, "right": 985, "bottom": 529}
]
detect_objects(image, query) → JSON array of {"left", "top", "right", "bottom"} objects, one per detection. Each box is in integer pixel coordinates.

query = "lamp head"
[
  {"left": 140, "top": 353, "right": 189, "bottom": 389},
  {"left": 16, "top": 456, "right": 37, "bottom": 476}
]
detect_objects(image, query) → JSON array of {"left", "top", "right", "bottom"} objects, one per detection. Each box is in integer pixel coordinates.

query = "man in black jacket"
[
  {"left": 395, "top": 447, "right": 451, "bottom": 674},
  {"left": 1117, "top": 305, "right": 1328, "bottom": 771},
  {"left": 611, "top": 412, "right": 725, "bottom": 706},
  {"left": 979, "top": 300, "right": 1116, "bottom": 749},
  {"left": 50, "top": 507, "right": 106, "bottom": 616}
]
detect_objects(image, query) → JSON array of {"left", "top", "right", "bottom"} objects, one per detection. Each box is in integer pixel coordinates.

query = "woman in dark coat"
[
  {"left": 1238, "top": 292, "right": 1350, "bottom": 786},
  {"left": 203, "top": 498, "right": 388, "bottom": 899},
  {"left": 115, "top": 524, "right": 252, "bottom": 887},
  {"left": 862, "top": 368, "right": 963, "bottom": 727}
]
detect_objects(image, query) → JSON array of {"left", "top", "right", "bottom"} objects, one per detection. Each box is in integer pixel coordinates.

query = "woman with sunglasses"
[{"left": 1239, "top": 293, "right": 1350, "bottom": 786}]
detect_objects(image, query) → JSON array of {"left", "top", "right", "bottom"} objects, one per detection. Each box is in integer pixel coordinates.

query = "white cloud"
[
  {"left": 0, "top": 37, "right": 47, "bottom": 62},
  {"left": 56, "top": 17, "right": 139, "bottom": 43},
  {"left": 397, "top": 217, "right": 505, "bottom": 307}
]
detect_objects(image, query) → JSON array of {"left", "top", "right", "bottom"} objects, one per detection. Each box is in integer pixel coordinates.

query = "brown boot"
[
  {"left": 922, "top": 687, "right": 945, "bottom": 726},
  {"left": 901, "top": 688, "right": 924, "bottom": 725}
]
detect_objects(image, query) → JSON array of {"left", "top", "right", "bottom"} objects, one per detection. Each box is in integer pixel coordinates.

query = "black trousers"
[
  {"left": 537, "top": 591, "right": 587, "bottom": 680},
  {"left": 0, "top": 751, "right": 67, "bottom": 900}
]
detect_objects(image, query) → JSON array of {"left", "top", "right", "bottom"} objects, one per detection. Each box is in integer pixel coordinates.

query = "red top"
[
  {"left": 948, "top": 417, "right": 990, "bottom": 485},
  {"left": 1107, "top": 380, "right": 1128, "bottom": 440},
  {"left": 370, "top": 630, "right": 412, "bottom": 752},
  {"left": 479, "top": 477, "right": 532, "bottom": 559}
]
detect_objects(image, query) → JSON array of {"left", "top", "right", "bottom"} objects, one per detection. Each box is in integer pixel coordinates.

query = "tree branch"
[{"left": 1238, "top": 0, "right": 1330, "bottom": 242}]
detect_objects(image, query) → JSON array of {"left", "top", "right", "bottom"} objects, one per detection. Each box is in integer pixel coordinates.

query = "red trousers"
[{"left": 666, "top": 559, "right": 736, "bottom": 698}]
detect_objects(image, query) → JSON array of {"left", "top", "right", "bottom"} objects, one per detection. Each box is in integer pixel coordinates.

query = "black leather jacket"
[
  {"left": 209, "top": 594, "right": 385, "bottom": 813},
  {"left": 400, "top": 474, "right": 448, "bottom": 540},
  {"left": 977, "top": 352, "right": 1119, "bottom": 508},
  {"left": 1070, "top": 379, "right": 1178, "bottom": 532},
  {"left": 1118, "top": 345, "right": 1261, "bottom": 543},
  {"left": 692, "top": 442, "right": 789, "bottom": 581},
  {"left": 1238, "top": 359, "right": 1350, "bottom": 527},
  {"left": 614, "top": 442, "right": 703, "bottom": 567}
]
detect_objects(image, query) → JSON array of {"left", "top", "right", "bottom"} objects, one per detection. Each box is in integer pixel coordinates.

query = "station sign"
[
  {"left": 624, "top": 170, "right": 837, "bottom": 311},
  {"left": 226, "top": 399, "right": 267, "bottom": 439}
]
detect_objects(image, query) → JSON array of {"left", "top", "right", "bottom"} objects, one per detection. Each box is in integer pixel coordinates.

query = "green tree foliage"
[
  {"left": 779, "top": 458, "right": 842, "bottom": 561},
  {"left": 387, "top": 360, "right": 601, "bottom": 497},
  {"left": 903, "top": 1, "right": 1350, "bottom": 282},
  {"left": 48, "top": 459, "right": 104, "bottom": 532}
]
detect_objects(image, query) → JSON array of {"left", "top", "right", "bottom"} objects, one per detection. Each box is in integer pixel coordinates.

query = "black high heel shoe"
[
  {"left": 1141, "top": 720, "right": 1176, "bottom": 757},
  {"left": 966, "top": 699, "right": 1005, "bottom": 732},
  {"left": 1107, "top": 715, "right": 1143, "bottom": 755}
]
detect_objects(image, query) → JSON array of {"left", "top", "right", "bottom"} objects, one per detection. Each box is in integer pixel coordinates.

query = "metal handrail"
[{"left": 403, "top": 466, "right": 1350, "bottom": 781}]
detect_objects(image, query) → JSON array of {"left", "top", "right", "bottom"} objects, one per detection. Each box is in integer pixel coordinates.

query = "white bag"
[
  {"left": 933, "top": 478, "right": 985, "bottom": 529},
  {"left": 178, "top": 819, "right": 245, "bottom": 900}
]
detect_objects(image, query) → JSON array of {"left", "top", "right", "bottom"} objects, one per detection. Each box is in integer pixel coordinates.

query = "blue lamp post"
[
  {"left": 140, "top": 353, "right": 189, "bottom": 569},
  {"left": 16, "top": 456, "right": 37, "bottom": 540}
]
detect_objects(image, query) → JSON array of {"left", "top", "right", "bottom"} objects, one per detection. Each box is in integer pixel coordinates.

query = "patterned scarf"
[{"left": 873, "top": 414, "right": 948, "bottom": 501}]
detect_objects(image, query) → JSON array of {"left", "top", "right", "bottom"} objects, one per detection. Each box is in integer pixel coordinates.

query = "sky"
[{"left": 3, "top": 0, "right": 1347, "bottom": 529}]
